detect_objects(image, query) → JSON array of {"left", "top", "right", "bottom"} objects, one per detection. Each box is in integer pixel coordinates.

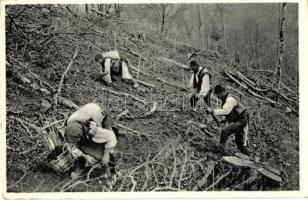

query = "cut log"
[
  {"left": 156, "top": 77, "right": 189, "bottom": 91},
  {"left": 159, "top": 57, "right": 189, "bottom": 69}
]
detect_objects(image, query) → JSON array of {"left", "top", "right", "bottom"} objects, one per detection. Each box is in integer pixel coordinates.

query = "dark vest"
[
  {"left": 193, "top": 67, "right": 211, "bottom": 93},
  {"left": 221, "top": 94, "right": 246, "bottom": 122}
]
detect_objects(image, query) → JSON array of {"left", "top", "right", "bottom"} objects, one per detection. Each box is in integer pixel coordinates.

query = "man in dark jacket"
[
  {"left": 206, "top": 84, "right": 250, "bottom": 156},
  {"left": 187, "top": 59, "right": 211, "bottom": 109}
]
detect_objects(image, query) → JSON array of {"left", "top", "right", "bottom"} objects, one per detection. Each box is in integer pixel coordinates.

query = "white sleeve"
[
  {"left": 103, "top": 58, "right": 112, "bottom": 83},
  {"left": 102, "top": 50, "right": 120, "bottom": 59},
  {"left": 188, "top": 74, "right": 194, "bottom": 88},
  {"left": 92, "top": 127, "right": 117, "bottom": 149},
  {"left": 199, "top": 74, "right": 210, "bottom": 96},
  {"left": 121, "top": 61, "right": 133, "bottom": 79},
  {"left": 213, "top": 97, "right": 237, "bottom": 116},
  {"left": 105, "top": 132, "right": 117, "bottom": 149}
]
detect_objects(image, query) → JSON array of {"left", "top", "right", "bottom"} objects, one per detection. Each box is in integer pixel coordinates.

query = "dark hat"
[
  {"left": 189, "top": 59, "right": 200, "bottom": 68},
  {"left": 94, "top": 53, "right": 103, "bottom": 62},
  {"left": 214, "top": 84, "right": 225, "bottom": 94}
]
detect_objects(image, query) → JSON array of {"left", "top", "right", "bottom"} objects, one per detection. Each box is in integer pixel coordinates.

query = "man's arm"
[
  {"left": 213, "top": 97, "right": 237, "bottom": 116},
  {"left": 102, "top": 58, "right": 112, "bottom": 84},
  {"left": 102, "top": 148, "right": 112, "bottom": 166},
  {"left": 121, "top": 61, "right": 133, "bottom": 79},
  {"left": 198, "top": 73, "right": 210, "bottom": 96},
  {"left": 188, "top": 74, "right": 194, "bottom": 88}
]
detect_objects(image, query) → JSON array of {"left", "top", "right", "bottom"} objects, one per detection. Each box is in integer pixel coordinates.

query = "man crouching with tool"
[{"left": 206, "top": 84, "right": 250, "bottom": 156}]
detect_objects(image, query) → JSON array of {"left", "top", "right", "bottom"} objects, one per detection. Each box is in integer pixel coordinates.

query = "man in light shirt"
[
  {"left": 64, "top": 103, "right": 118, "bottom": 179},
  {"left": 187, "top": 59, "right": 211, "bottom": 109},
  {"left": 94, "top": 50, "right": 139, "bottom": 88},
  {"left": 206, "top": 84, "right": 250, "bottom": 156}
]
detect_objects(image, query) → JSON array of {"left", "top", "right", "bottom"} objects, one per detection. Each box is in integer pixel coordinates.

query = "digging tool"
[{"left": 191, "top": 108, "right": 221, "bottom": 127}]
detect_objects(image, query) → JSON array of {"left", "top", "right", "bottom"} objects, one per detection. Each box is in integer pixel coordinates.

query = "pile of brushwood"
[{"left": 6, "top": 5, "right": 298, "bottom": 192}]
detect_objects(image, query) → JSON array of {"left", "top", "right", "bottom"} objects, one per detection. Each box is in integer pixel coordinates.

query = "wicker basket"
[{"left": 48, "top": 148, "right": 75, "bottom": 174}]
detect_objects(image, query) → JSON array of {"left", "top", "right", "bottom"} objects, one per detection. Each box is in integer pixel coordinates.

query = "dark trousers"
[
  {"left": 220, "top": 114, "right": 249, "bottom": 155},
  {"left": 190, "top": 90, "right": 212, "bottom": 108}
]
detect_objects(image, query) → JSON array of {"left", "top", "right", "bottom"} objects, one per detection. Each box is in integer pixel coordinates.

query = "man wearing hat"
[
  {"left": 64, "top": 103, "right": 118, "bottom": 179},
  {"left": 94, "top": 50, "right": 139, "bottom": 88},
  {"left": 187, "top": 59, "right": 211, "bottom": 109},
  {"left": 206, "top": 84, "right": 250, "bottom": 156}
]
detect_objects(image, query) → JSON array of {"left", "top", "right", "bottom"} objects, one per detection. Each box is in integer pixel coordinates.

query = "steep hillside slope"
[{"left": 5, "top": 5, "right": 298, "bottom": 192}]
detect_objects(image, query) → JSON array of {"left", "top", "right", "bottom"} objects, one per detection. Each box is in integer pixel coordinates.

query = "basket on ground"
[{"left": 48, "top": 148, "right": 75, "bottom": 174}]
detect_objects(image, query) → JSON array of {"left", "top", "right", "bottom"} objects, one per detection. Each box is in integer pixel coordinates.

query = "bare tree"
[
  {"left": 273, "top": 3, "right": 287, "bottom": 89},
  {"left": 197, "top": 5, "right": 203, "bottom": 49},
  {"left": 146, "top": 4, "right": 172, "bottom": 37},
  {"left": 216, "top": 4, "right": 227, "bottom": 50}
]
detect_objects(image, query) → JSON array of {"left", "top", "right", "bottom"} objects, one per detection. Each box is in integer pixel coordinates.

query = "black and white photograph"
[{"left": 1, "top": 0, "right": 306, "bottom": 197}]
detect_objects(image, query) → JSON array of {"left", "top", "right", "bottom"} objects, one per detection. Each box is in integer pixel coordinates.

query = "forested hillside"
[{"left": 5, "top": 4, "right": 298, "bottom": 192}]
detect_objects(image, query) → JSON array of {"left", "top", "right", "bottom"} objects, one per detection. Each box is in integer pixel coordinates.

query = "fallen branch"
[
  {"left": 130, "top": 65, "right": 148, "bottom": 76},
  {"left": 156, "top": 77, "right": 189, "bottom": 91},
  {"left": 7, "top": 171, "right": 31, "bottom": 190},
  {"left": 116, "top": 110, "right": 129, "bottom": 122},
  {"left": 225, "top": 70, "right": 268, "bottom": 93},
  {"left": 235, "top": 71, "right": 257, "bottom": 87},
  {"left": 150, "top": 186, "right": 183, "bottom": 191},
  {"left": 135, "top": 79, "right": 155, "bottom": 88},
  {"left": 224, "top": 70, "right": 279, "bottom": 105},
  {"left": 58, "top": 96, "right": 80, "bottom": 110},
  {"left": 250, "top": 69, "right": 274, "bottom": 74},
  {"left": 8, "top": 58, "right": 53, "bottom": 89},
  {"left": 193, "top": 161, "right": 216, "bottom": 190},
  {"left": 159, "top": 57, "right": 189, "bottom": 69},
  {"left": 102, "top": 87, "right": 146, "bottom": 104},
  {"left": 54, "top": 45, "right": 79, "bottom": 107},
  {"left": 204, "top": 169, "right": 232, "bottom": 191},
  {"left": 116, "top": 124, "right": 151, "bottom": 138},
  {"left": 40, "top": 119, "right": 65, "bottom": 131},
  {"left": 119, "top": 45, "right": 149, "bottom": 61},
  {"left": 90, "top": 9, "right": 110, "bottom": 17},
  {"left": 178, "top": 145, "right": 188, "bottom": 190},
  {"left": 90, "top": 27, "right": 108, "bottom": 35}
]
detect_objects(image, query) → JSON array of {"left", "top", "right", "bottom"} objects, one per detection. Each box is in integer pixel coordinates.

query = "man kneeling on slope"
[
  {"left": 64, "top": 103, "right": 118, "bottom": 179},
  {"left": 95, "top": 50, "right": 139, "bottom": 88}
]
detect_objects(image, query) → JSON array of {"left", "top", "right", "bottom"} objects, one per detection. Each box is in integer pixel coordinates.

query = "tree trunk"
[
  {"left": 207, "top": 21, "right": 211, "bottom": 49},
  {"left": 197, "top": 5, "right": 203, "bottom": 49},
  {"left": 222, "top": 10, "right": 227, "bottom": 51},
  {"left": 273, "top": 3, "right": 286, "bottom": 89},
  {"left": 161, "top": 5, "right": 166, "bottom": 37}
]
